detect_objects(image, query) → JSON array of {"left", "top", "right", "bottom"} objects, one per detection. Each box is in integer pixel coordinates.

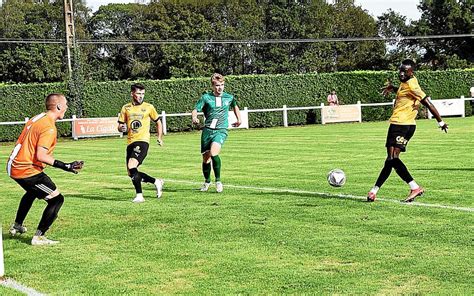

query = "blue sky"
[{"left": 87, "top": 0, "right": 422, "bottom": 21}]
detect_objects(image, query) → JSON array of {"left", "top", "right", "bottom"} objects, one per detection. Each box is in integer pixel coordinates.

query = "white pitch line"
[
  {"left": 0, "top": 278, "right": 45, "bottom": 296},
  {"left": 166, "top": 179, "right": 474, "bottom": 213}
]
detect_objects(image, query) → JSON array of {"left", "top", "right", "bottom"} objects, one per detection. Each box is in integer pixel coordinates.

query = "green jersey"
[{"left": 194, "top": 91, "right": 238, "bottom": 129}]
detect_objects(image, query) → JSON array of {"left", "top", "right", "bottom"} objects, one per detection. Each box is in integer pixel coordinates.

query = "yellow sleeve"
[
  {"left": 118, "top": 105, "right": 127, "bottom": 123},
  {"left": 149, "top": 105, "right": 159, "bottom": 122},
  {"left": 408, "top": 79, "right": 426, "bottom": 101}
]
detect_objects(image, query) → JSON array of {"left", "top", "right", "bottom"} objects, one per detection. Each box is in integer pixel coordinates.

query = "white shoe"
[
  {"left": 9, "top": 223, "right": 27, "bottom": 236},
  {"left": 31, "top": 235, "right": 59, "bottom": 246},
  {"left": 200, "top": 182, "right": 211, "bottom": 192},
  {"left": 155, "top": 179, "right": 164, "bottom": 198},
  {"left": 132, "top": 194, "right": 145, "bottom": 203},
  {"left": 216, "top": 181, "right": 223, "bottom": 193}
]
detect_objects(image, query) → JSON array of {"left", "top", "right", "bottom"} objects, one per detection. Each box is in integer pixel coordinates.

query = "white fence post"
[
  {"left": 72, "top": 115, "right": 78, "bottom": 140},
  {"left": 244, "top": 107, "right": 249, "bottom": 129},
  {"left": 283, "top": 105, "right": 288, "bottom": 127},
  {"left": 161, "top": 111, "right": 167, "bottom": 135},
  {"left": 357, "top": 101, "right": 362, "bottom": 122},
  {"left": 320, "top": 103, "right": 326, "bottom": 124},
  {"left": 461, "top": 96, "right": 465, "bottom": 117},
  {"left": 0, "top": 224, "right": 4, "bottom": 278}
]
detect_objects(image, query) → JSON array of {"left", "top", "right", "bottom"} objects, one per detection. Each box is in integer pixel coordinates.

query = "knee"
[
  {"left": 202, "top": 154, "right": 211, "bottom": 163},
  {"left": 45, "top": 189, "right": 61, "bottom": 200},
  {"left": 46, "top": 193, "right": 64, "bottom": 206}
]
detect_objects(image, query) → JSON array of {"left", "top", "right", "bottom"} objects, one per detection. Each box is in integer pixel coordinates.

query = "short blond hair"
[{"left": 210, "top": 73, "right": 224, "bottom": 85}]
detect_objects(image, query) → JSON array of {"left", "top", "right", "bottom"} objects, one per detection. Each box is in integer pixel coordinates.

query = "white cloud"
[{"left": 355, "top": 0, "right": 421, "bottom": 20}]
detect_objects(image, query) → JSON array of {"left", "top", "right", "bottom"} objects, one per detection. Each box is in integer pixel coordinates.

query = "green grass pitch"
[{"left": 1, "top": 117, "right": 473, "bottom": 294}]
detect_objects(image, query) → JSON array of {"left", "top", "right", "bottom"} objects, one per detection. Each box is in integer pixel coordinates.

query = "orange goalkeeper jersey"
[{"left": 7, "top": 113, "right": 57, "bottom": 179}]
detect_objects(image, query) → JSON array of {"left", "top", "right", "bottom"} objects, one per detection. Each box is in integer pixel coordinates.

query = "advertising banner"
[
  {"left": 72, "top": 117, "right": 122, "bottom": 140},
  {"left": 321, "top": 104, "right": 362, "bottom": 124},
  {"left": 428, "top": 98, "right": 465, "bottom": 119}
]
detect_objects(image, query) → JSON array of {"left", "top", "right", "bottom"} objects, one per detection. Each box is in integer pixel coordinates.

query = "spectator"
[{"left": 327, "top": 89, "right": 339, "bottom": 106}]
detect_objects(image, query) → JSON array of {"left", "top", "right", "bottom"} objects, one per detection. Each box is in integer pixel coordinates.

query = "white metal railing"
[{"left": 0, "top": 96, "right": 471, "bottom": 136}]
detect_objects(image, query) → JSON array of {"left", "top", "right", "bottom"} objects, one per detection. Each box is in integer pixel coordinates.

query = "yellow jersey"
[
  {"left": 118, "top": 102, "right": 159, "bottom": 144},
  {"left": 389, "top": 77, "right": 426, "bottom": 125}
]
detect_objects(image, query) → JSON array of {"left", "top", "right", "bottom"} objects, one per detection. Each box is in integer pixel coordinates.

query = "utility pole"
[{"left": 64, "top": 0, "right": 76, "bottom": 76}]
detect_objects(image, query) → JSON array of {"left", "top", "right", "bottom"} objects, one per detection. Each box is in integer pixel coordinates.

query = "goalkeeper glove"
[{"left": 53, "top": 160, "right": 84, "bottom": 174}]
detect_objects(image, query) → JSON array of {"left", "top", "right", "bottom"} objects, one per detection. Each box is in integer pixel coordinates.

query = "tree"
[
  {"left": 377, "top": 9, "right": 421, "bottom": 69},
  {"left": 0, "top": 0, "right": 90, "bottom": 83},
  {"left": 328, "top": 0, "right": 386, "bottom": 71},
  {"left": 413, "top": 0, "right": 473, "bottom": 69}
]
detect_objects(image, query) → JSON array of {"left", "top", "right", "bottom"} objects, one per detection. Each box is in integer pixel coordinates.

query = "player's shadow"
[
  {"left": 251, "top": 190, "right": 367, "bottom": 203},
  {"left": 414, "top": 167, "right": 474, "bottom": 171},
  {"left": 3, "top": 234, "right": 32, "bottom": 245},
  {"left": 68, "top": 193, "right": 124, "bottom": 202}
]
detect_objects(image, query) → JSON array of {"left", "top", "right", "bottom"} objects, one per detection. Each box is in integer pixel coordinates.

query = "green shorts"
[{"left": 201, "top": 128, "right": 228, "bottom": 153}]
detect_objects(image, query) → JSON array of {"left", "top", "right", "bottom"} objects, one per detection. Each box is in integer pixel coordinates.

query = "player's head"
[
  {"left": 399, "top": 59, "right": 415, "bottom": 82},
  {"left": 131, "top": 83, "right": 145, "bottom": 105},
  {"left": 211, "top": 73, "right": 225, "bottom": 96},
  {"left": 46, "top": 93, "right": 68, "bottom": 120},
  {"left": 331, "top": 89, "right": 336, "bottom": 95}
]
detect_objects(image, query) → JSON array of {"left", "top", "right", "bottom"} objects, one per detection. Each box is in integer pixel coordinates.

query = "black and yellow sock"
[
  {"left": 129, "top": 168, "right": 142, "bottom": 194},
  {"left": 140, "top": 172, "right": 156, "bottom": 184}
]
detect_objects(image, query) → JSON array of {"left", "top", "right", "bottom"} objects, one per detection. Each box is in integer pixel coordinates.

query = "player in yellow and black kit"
[
  {"left": 367, "top": 59, "right": 449, "bottom": 203},
  {"left": 118, "top": 83, "right": 164, "bottom": 203}
]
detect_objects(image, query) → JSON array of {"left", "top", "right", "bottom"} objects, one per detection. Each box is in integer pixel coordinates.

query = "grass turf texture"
[{"left": 1, "top": 117, "right": 473, "bottom": 294}]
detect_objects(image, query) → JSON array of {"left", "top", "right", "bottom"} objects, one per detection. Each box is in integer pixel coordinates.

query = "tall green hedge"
[{"left": 1, "top": 70, "right": 472, "bottom": 141}]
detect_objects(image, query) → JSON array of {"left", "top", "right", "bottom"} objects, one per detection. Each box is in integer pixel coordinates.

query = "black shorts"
[
  {"left": 385, "top": 124, "right": 416, "bottom": 152},
  {"left": 14, "top": 172, "right": 57, "bottom": 199},
  {"left": 126, "top": 141, "right": 149, "bottom": 165}
]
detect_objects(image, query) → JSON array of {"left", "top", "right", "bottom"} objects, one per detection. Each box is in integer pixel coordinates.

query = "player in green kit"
[{"left": 192, "top": 73, "right": 242, "bottom": 193}]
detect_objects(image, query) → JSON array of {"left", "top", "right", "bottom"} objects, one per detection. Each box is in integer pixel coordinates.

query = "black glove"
[{"left": 53, "top": 160, "right": 84, "bottom": 174}]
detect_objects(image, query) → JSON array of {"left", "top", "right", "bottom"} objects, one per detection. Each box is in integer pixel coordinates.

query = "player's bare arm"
[
  {"left": 191, "top": 109, "right": 200, "bottom": 124},
  {"left": 232, "top": 105, "right": 242, "bottom": 127},
  {"left": 37, "top": 146, "right": 84, "bottom": 174},
  {"left": 118, "top": 122, "right": 127, "bottom": 132},
  {"left": 380, "top": 79, "right": 399, "bottom": 97},
  {"left": 157, "top": 119, "right": 163, "bottom": 146},
  {"left": 421, "top": 97, "right": 449, "bottom": 133}
]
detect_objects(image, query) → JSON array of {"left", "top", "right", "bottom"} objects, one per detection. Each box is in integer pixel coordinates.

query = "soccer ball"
[{"left": 327, "top": 169, "right": 346, "bottom": 187}]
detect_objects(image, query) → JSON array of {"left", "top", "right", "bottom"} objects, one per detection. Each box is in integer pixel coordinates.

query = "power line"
[{"left": 0, "top": 34, "right": 472, "bottom": 45}]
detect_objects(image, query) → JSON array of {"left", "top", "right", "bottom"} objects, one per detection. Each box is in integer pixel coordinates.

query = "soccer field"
[{"left": 1, "top": 117, "right": 473, "bottom": 294}]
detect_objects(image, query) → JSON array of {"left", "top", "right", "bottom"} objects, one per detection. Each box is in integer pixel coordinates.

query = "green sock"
[
  {"left": 211, "top": 155, "right": 221, "bottom": 182},
  {"left": 202, "top": 162, "right": 211, "bottom": 183}
]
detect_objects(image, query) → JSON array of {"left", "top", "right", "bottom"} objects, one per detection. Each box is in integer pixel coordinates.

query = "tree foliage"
[{"left": 0, "top": 0, "right": 472, "bottom": 83}]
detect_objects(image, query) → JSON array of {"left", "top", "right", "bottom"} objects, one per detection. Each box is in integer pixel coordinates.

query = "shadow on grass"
[
  {"left": 68, "top": 193, "right": 124, "bottom": 201},
  {"left": 250, "top": 190, "right": 367, "bottom": 203},
  {"left": 414, "top": 167, "right": 474, "bottom": 171},
  {"left": 3, "top": 234, "right": 31, "bottom": 245}
]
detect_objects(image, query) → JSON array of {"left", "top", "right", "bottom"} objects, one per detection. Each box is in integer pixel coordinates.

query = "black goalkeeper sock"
[
  {"left": 375, "top": 159, "right": 393, "bottom": 188},
  {"left": 38, "top": 194, "right": 64, "bottom": 234},
  {"left": 15, "top": 191, "right": 36, "bottom": 225},
  {"left": 202, "top": 162, "right": 211, "bottom": 183},
  {"left": 391, "top": 158, "right": 414, "bottom": 183}
]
